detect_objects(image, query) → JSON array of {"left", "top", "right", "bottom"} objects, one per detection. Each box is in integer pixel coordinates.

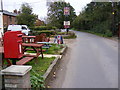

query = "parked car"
[{"left": 7, "top": 25, "right": 30, "bottom": 35}]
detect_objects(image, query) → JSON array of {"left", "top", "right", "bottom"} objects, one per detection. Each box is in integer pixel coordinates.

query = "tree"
[
  {"left": 47, "top": 1, "right": 76, "bottom": 29},
  {"left": 72, "top": 2, "right": 120, "bottom": 36},
  {"left": 17, "top": 3, "right": 37, "bottom": 27}
]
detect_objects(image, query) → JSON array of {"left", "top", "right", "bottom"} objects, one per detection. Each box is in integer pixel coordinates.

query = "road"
[{"left": 48, "top": 31, "right": 118, "bottom": 88}]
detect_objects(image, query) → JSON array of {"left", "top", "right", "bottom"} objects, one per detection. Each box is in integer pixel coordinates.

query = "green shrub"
[
  {"left": 57, "top": 32, "right": 66, "bottom": 35},
  {"left": 30, "top": 69, "right": 45, "bottom": 88},
  {"left": 52, "top": 26, "right": 57, "bottom": 30},
  {"left": 104, "top": 30, "right": 113, "bottom": 37},
  {"left": 31, "top": 30, "right": 56, "bottom": 36},
  {"left": 35, "top": 26, "right": 47, "bottom": 30},
  {"left": 64, "top": 31, "right": 77, "bottom": 39},
  {"left": 30, "top": 26, "right": 57, "bottom": 31}
]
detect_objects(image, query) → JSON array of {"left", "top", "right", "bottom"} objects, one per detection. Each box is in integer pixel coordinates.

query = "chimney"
[
  {"left": 18, "top": 11, "right": 21, "bottom": 14},
  {"left": 14, "top": 9, "right": 17, "bottom": 14}
]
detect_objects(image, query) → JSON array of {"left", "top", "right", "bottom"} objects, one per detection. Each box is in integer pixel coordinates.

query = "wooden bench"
[
  {"left": 22, "top": 43, "right": 44, "bottom": 59},
  {"left": 16, "top": 57, "right": 34, "bottom": 65},
  {"left": 22, "top": 36, "right": 36, "bottom": 43},
  {"left": 25, "top": 49, "right": 46, "bottom": 52}
]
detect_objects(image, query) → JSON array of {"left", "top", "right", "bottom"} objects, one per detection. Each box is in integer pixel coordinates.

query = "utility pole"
[
  {"left": 0, "top": 0, "right": 3, "bottom": 38},
  {"left": 0, "top": 0, "right": 4, "bottom": 88},
  {"left": 112, "top": 2, "right": 115, "bottom": 35},
  {"left": 118, "top": 22, "right": 120, "bottom": 38}
]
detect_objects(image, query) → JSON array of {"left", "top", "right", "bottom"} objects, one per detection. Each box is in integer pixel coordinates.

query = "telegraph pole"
[
  {"left": 0, "top": 0, "right": 3, "bottom": 38},
  {"left": 0, "top": 0, "right": 4, "bottom": 90}
]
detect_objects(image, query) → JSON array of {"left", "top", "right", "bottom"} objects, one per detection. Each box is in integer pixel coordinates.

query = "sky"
[{"left": 2, "top": 0, "right": 92, "bottom": 20}]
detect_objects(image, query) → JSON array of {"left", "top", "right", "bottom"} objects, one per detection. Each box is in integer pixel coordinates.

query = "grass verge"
[
  {"left": 27, "top": 57, "right": 56, "bottom": 88},
  {"left": 26, "top": 57, "right": 55, "bottom": 76},
  {"left": 26, "top": 44, "right": 65, "bottom": 55},
  {"left": 74, "top": 29, "right": 112, "bottom": 37}
]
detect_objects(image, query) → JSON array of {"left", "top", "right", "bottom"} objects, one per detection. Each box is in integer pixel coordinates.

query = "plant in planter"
[{"left": 30, "top": 69, "right": 45, "bottom": 88}]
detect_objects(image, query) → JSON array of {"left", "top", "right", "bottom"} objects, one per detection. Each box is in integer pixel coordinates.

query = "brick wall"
[{"left": 3, "top": 14, "right": 17, "bottom": 29}]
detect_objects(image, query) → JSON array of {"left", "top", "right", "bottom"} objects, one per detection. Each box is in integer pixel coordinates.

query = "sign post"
[{"left": 64, "top": 7, "right": 70, "bottom": 34}]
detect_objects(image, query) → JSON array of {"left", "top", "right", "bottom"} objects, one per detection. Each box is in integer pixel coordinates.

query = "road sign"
[
  {"left": 64, "top": 7, "right": 70, "bottom": 15},
  {"left": 64, "top": 21, "right": 70, "bottom": 25},
  {"left": 64, "top": 21, "right": 70, "bottom": 28},
  {"left": 64, "top": 25, "right": 70, "bottom": 28}
]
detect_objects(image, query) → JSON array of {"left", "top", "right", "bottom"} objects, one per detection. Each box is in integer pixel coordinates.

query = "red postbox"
[{"left": 4, "top": 31, "right": 23, "bottom": 59}]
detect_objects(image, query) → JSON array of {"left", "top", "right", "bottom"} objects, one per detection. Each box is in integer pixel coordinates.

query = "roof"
[{"left": 0, "top": 10, "right": 18, "bottom": 16}]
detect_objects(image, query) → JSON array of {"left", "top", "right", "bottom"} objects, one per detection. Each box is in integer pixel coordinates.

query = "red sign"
[
  {"left": 64, "top": 7, "right": 70, "bottom": 15},
  {"left": 64, "top": 25, "right": 70, "bottom": 29}
]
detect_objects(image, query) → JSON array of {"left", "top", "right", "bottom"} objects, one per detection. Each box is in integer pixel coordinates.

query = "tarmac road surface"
[{"left": 48, "top": 31, "right": 118, "bottom": 88}]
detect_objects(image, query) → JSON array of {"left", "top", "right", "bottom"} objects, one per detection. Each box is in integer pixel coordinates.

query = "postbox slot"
[{"left": 17, "top": 34, "right": 23, "bottom": 37}]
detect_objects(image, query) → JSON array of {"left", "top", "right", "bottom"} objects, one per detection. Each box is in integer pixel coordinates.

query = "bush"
[
  {"left": 35, "top": 26, "right": 47, "bottom": 30},
  {"left": 38, "top": 30, "right": 56, "bottom": 36},
  {"left": 52, "top": 26, "right": 57, "bottom": 30},
  {"left": 64, "top": 32, "right": 77, "bottom": 39},
  {"left": 57, "top": 32, "right": 66, "bottom": 35},
  {"left": 31, "top": 30, "right": 56, "bottom": 36},
  {"left": 30, "top": 69, "right": 45, "bottom": 88},
  {"left": 104, "top": 30, "right": 112, "bottom": 37}
]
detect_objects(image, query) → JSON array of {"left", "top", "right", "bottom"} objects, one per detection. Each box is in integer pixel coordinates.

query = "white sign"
[
  {"left": 64, "top": 21, "right": 70, "bottom": 25},
  {"left": 5, "top": 84, "right": 17, "bottom": 88},
  {"left": 0, "top": 12, "right": 3, "bottom": 38}
]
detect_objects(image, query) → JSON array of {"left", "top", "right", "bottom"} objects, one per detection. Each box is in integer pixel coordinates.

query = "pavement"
[
  {"left": 48, "top": 31, "right": 118, "bottom": 88},
  {"left": 25, "top": 52, "right": 62, "bottom": 58}
]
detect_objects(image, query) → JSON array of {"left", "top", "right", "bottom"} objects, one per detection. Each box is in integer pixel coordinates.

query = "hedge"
[
  {"left": 31, "top": 30, "right": 56, "bottom": 36},
  {"left": 30, "top": 26, "right": 57, "bottom": 31}
]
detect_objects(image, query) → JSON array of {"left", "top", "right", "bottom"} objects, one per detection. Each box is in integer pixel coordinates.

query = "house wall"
[{"left": 3, "top": 14, "right": 17, "bottom": 29}]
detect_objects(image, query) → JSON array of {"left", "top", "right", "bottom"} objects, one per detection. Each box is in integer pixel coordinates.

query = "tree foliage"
[
  {"left": 17, "top": 3, "right": 37, "bottom": 27},
  {"left": 47, "top": 1, "right": 76, "bottom": 29},
  {"left": 72, "top": 2, "right": 120, "bottom": 36}
]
